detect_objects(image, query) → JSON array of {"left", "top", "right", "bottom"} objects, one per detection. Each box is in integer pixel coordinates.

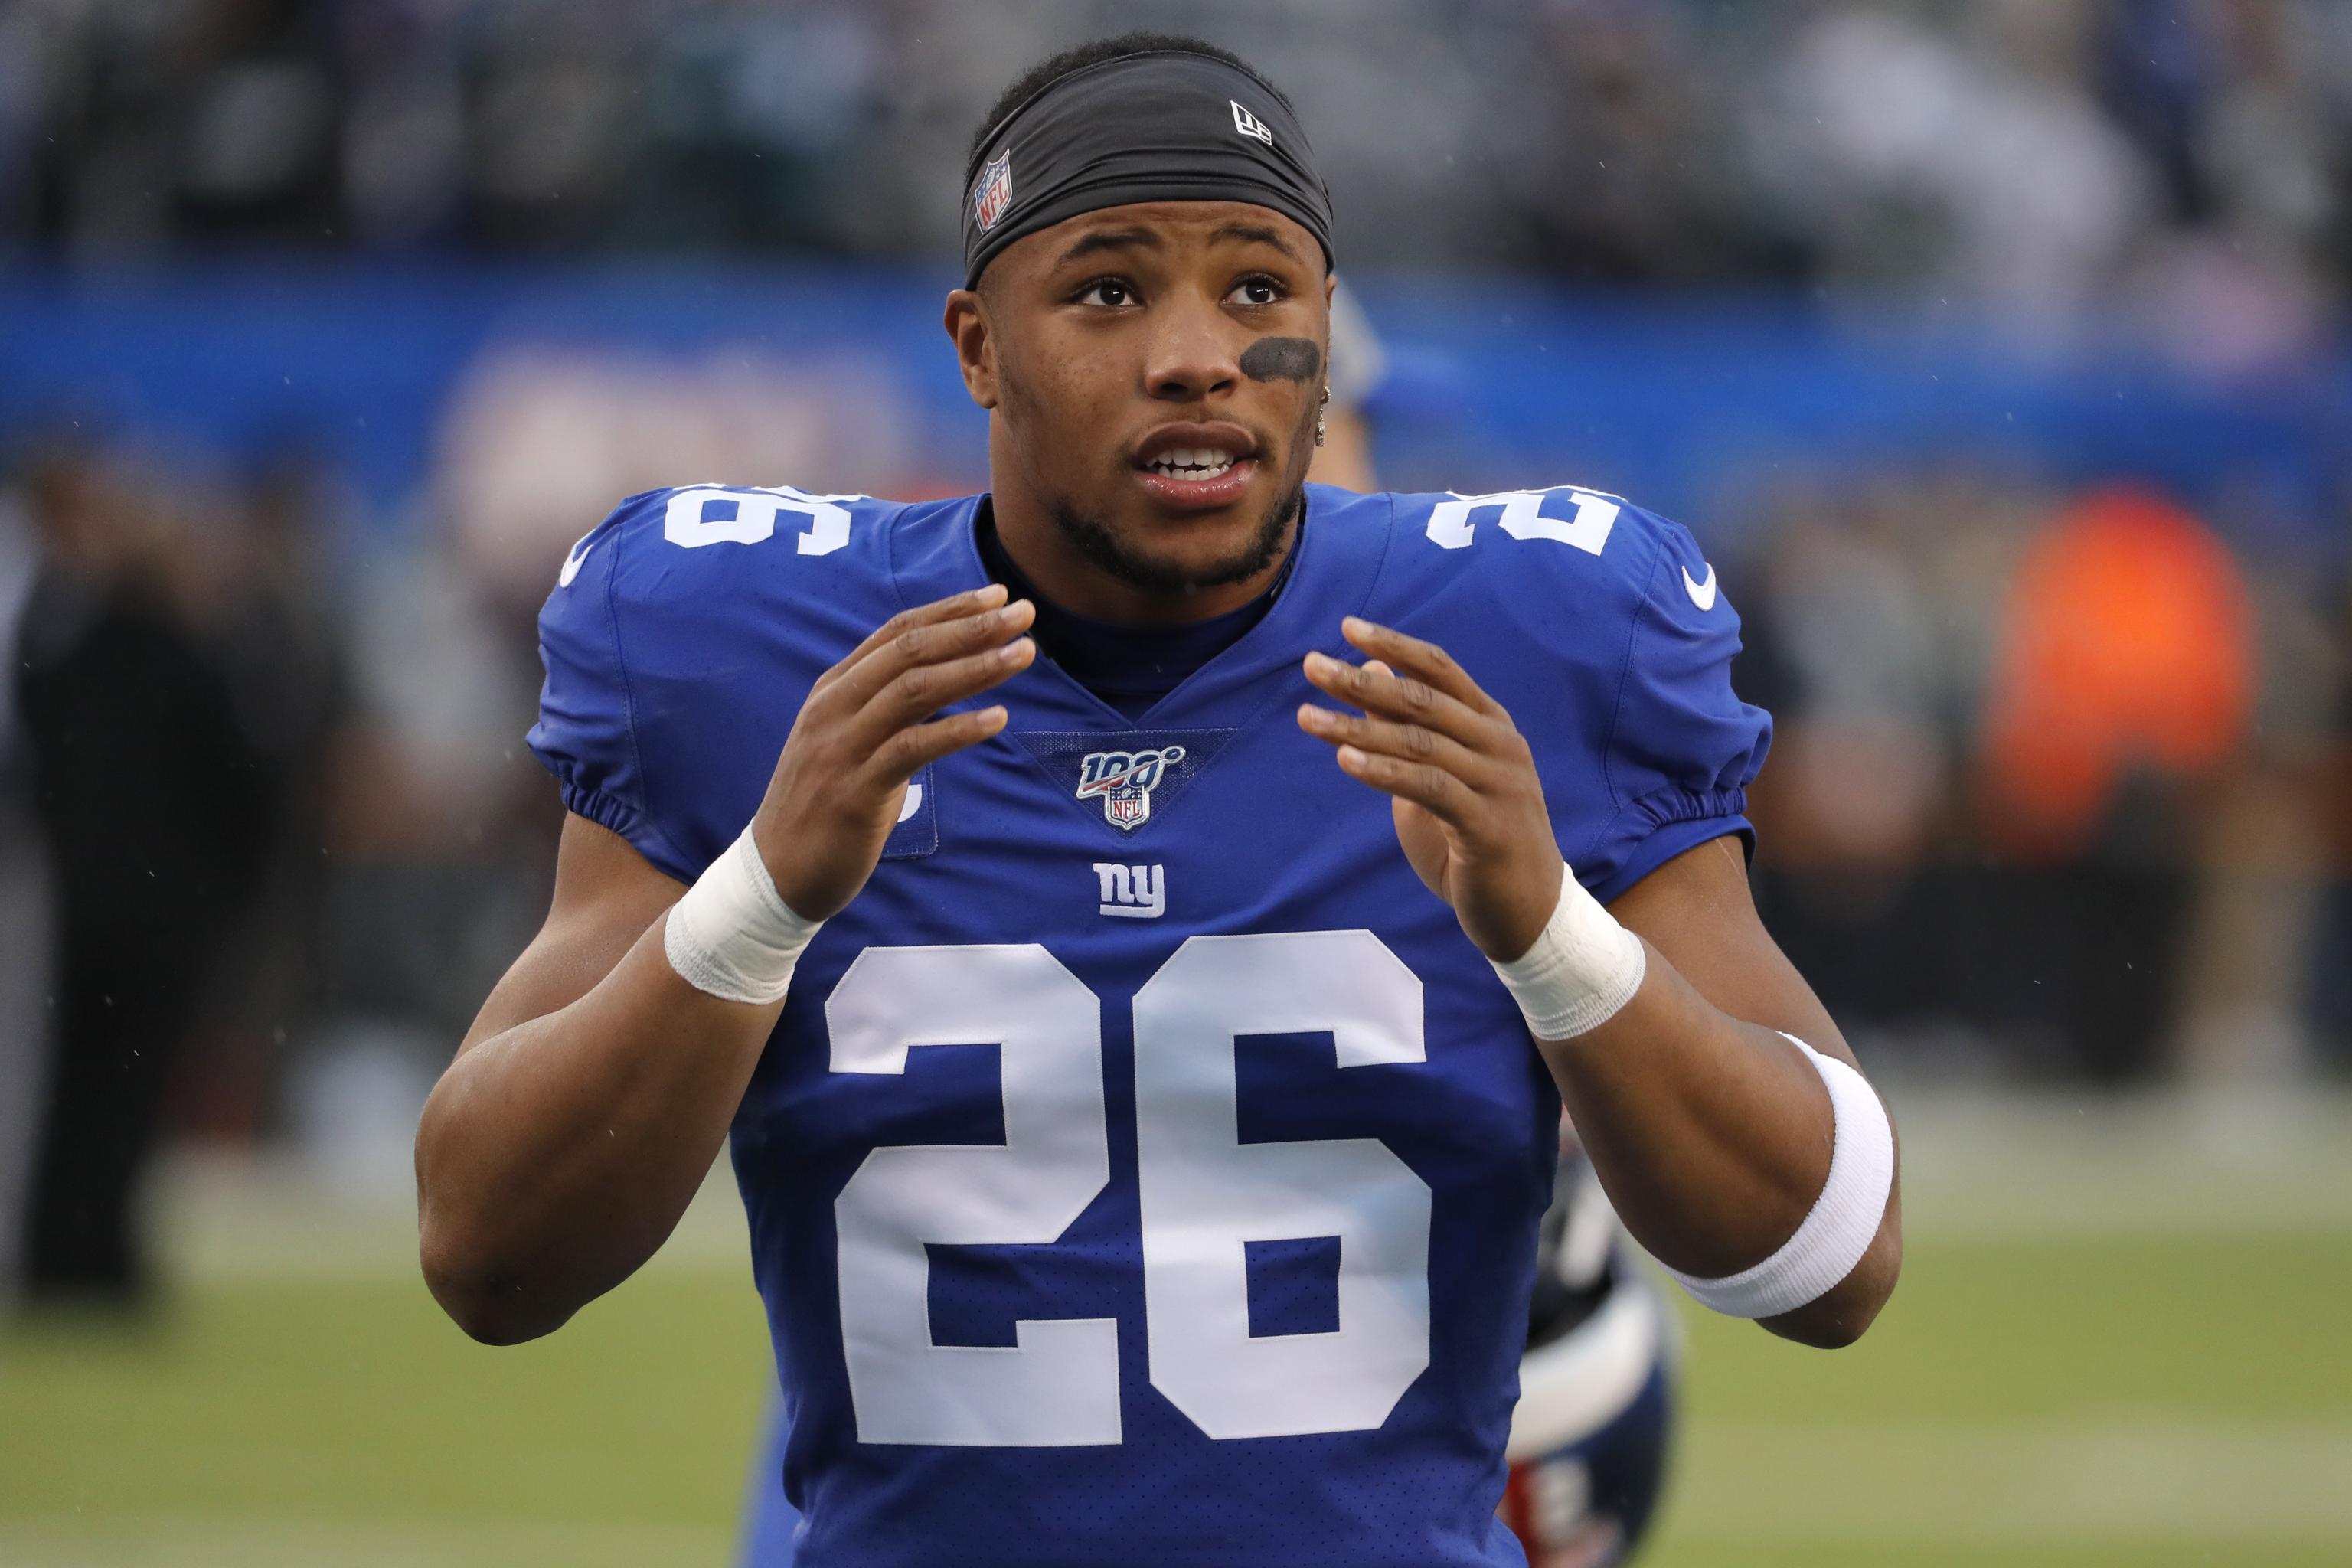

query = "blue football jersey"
[{"left": 529, "top": 481, "right": 1769, "bottom": 1568}]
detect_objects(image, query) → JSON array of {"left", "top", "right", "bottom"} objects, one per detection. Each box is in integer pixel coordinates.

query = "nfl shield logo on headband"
[{"left": 972, "top": 150, "right": 1014, "bottom": 234}]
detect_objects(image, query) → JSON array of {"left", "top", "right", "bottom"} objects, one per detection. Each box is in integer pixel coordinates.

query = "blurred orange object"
[{"left": 1979, "top": 485, "right": 2253, "bottom": 858}]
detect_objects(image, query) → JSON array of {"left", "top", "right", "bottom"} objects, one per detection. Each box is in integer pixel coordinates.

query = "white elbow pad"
[{"left": 1659, "top": 1034, "right": 1894, "bottom": 1319}]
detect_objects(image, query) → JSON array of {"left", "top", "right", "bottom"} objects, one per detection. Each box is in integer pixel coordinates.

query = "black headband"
[{"left": 962, "top": 50, "right": 1334, "bottom": 289}]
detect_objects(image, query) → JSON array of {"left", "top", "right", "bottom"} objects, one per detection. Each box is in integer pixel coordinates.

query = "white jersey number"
[
  {"left": 662, "top": 485, "right": 859, "bottom": 556},
  {"left": 1425, "top": 486, "right": 1621, "bottom": 554},
  {"left": 826, "top": 932, "right": 1433, "bottom": 1447},
  {"left": 829, "top": 945, "right": 1119, "bottom": 1446},
  {"left": 1135, "top": 933, "right": 1432, "bottom": 1438}
]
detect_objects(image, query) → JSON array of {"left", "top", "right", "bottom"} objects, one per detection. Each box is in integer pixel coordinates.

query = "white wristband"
[
  {"left": 1659, "top": 1034, "right": 1895, "bottom": 1319},
  {"left": 662, "top": 825, "right": 823, "bottom": 1005},
  {"left": 1490, "top": 864, "right": 1648, "bottom": 1040}
]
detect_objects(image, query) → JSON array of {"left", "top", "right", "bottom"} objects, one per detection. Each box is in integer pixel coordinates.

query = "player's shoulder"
[
  {"left": 1354, "top": 481, "right": 1730, "bottom": 660},
  {"left": 560, "top": 482, "right": 928, "bottom": 603},
  {"left": 541, "top": 482, "right": 969, "bottom": 657}
]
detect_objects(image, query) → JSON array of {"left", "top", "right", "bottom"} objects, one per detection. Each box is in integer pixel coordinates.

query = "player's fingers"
[
  {"left": 825, "top": 597, "right": 1036, "bottom": 711},
  {"left": 851, "top": 636, "right": 1037, "bottom": 745},
  {"left": 1331, "top": 743, "right": 1478, "bottom": 828},
  {"left": 1302, "top": 650, "right": 1491, "bottom": 748},
  {"left": 849, "top": 583, "right": 1011, "bottom": 661},
  {"left": 1340, "top": 617, "right": 1508, "bottom": 719},
  {"left": 867, "top": 704, "right": 1011, "bottom": 783},
  {"left": 813, "top": 585, "right": 1014, "bottom": 698},
  {"left": 1295, "top": 703, "right": 1494, "bottom": 786}
]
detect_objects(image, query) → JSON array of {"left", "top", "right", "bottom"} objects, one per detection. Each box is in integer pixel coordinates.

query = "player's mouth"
[{"left": 1130, "top": 423, "right": 1261, "bottom": 511}]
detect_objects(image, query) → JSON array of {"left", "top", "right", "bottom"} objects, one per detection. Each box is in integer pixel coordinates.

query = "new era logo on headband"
[
  {"left": 1230, "top": 100, "right": 1273, "bottom": 146},
  {"left": 972, "top": 149, "right": 1013, "bottom": 233}
]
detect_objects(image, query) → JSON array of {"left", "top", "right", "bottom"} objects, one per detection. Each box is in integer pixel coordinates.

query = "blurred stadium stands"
[{"left": 3, "top": 1, "right": 2351, "bottom": 1562}]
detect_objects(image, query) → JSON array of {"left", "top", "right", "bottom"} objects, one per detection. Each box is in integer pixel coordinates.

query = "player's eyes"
[
  {"left": 1227, "top": 276, "right": 1286, "bottom": 307},
  {"left": 1074, "top": 278, "right": 1136, "bottom": 308}
]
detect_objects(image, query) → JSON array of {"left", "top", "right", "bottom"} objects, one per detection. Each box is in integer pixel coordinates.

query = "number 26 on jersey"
[{"left": 828, "top": 931, "right": 1433, "bottom": 1447}]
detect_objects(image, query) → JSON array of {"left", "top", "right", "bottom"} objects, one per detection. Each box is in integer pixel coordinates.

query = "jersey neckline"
[{"left": 888, "top": 484, "right": 1397, "bottom": 731}]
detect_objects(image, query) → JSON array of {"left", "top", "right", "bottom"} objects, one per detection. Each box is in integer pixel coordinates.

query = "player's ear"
[
  {"left": 1324, "top": 270, "right": 1338, "bottom": 371},
  {"left": 942, "top": 288, "right": 1001, "bottom": 410}
]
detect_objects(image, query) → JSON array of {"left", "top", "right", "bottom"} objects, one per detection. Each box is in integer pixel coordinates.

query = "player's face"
[{"left": 949, "top": 201, "right": 1332, "bottom": 600}]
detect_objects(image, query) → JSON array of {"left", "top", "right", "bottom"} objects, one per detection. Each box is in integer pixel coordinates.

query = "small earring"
[{"left": 1315, "top": 384, "right": 1331, "bottom": 448}]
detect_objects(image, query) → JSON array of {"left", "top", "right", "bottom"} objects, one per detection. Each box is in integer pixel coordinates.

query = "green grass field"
[{"left": 5, "top": 1091, "right": 2349, "bottom": 1566}]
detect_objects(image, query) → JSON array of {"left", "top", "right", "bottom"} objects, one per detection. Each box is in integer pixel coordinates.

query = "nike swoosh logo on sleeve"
[
  {"left": 558, "top": 533, "right": 596, "bottom": 588},
  {"left": 1682, "top": 563, "right": 1718, "bottom": 612}
]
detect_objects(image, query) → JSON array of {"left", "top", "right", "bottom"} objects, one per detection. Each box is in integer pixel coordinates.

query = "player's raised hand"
[
  {"left": 751, "top": 583, "right": 1034, "bottom": 920},
  {"left": 1298, "top": 617, "right": 1566, "bottom": 964}
]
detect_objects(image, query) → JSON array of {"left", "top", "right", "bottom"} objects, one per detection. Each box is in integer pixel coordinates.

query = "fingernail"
[
  {"left": 1304, "top": 651, "right": 1333, "bottom": 673},
  {"left": 1338, "top": 744, "right": 1367, "bottom": 768}
]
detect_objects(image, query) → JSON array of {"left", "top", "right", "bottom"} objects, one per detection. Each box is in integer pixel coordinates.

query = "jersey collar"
[{"left": 888, "top": 485, "right": 1396, "bottom": 730}]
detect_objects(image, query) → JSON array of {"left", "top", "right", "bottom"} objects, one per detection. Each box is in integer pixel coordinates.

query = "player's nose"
[{"left": 1141, "top": 296, "right": 1240, "bottom": 402}]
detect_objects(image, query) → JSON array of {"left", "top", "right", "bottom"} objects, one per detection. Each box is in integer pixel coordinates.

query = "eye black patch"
[{"left": 1240, "top": 337, "right": 1321, "bottom": 384}]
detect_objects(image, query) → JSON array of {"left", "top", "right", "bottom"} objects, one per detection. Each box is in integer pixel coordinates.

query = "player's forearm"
[
  {"left": 1537, "top": 947, "right": 1900, "bottom": 1347},
  {"left": 416, "top": 916, "right": 777, "bottom": 1344}
]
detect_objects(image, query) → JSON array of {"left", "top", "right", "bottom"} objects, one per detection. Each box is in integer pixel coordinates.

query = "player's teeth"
[{"left": 1147, "top": 449, "right": 1238, "bottom": 478}]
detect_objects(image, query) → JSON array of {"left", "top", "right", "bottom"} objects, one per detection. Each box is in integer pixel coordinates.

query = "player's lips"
[{"left": 1130, "top": 422, "right": 1261, "bottom": 511}]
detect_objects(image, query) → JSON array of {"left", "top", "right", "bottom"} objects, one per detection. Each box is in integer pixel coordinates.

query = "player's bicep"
[
  {"left": 458, "top": 812, "right": 687, "bottom": 1054},
  {"left": 1606, "top": 833, "right": 1854, "bottom": 1069}
]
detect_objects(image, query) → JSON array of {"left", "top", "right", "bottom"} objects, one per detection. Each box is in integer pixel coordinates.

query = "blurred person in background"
[
  {"left": 1741, "top": 472, "right": 2269, "bottom": 1082},
  {"left": 177, "top": 446, "right": 355, "bottom": 1141},
  {"left": 1974, "top": 484, "right": 2255, "bottom": 1080},
  {"left": 1736, "top": 479, "right": 1954, "bottom": 1043},
  {"left": 11, "top": 441, "right": 275, "bottom": 1309},
  {"left": 0, "top": 460, "right": 54, "bottom": 1302}
]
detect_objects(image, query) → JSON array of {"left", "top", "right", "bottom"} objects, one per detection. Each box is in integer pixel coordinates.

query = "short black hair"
[{"left": 969, "top": 31, "right": 1295, "bottom": 162}]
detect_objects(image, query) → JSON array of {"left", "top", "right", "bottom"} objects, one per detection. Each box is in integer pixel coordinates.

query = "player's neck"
[{"left": 985, "top": 486, "right": 1298, "bottom": 627}]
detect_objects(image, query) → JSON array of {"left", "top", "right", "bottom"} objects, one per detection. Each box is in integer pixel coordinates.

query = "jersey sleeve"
[
  {"left": 523, "top": 493, "right": 696, "bottom": 884},
  {"left": 1573, "top": 518, "right": 1772, "bottom": 905}
]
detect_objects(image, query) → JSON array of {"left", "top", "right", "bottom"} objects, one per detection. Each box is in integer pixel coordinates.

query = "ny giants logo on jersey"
[
  {"left": 1075, "top": 745, "right": 1187, "bottom": 830},
  {"left": 972, "top": 150, "right": 1013, "bottom": 233}
]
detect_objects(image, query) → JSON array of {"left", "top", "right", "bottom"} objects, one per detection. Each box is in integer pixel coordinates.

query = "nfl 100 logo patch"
[
  {"left": 972, "top": 150, "right": 1014, "bottom": 233},
  {"left": 1075, "top": 745, "right": 1187, "bottom": 831}
]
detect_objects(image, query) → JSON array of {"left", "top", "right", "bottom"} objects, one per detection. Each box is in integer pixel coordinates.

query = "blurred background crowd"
[
  {"left": 9, "top": 0, "right": 2352, "bottom": 312},
  {"left": 2, "top": 0, "right": 2350, "bottom": 1312}
]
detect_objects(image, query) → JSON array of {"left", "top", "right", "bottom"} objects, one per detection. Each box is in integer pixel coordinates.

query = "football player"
[
  {"left": 733, "top": 279, "right": 1687, "bottom": 1568},
  {"left": 417, "top": 33, "right": 1901, "bottom": 1568}
]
